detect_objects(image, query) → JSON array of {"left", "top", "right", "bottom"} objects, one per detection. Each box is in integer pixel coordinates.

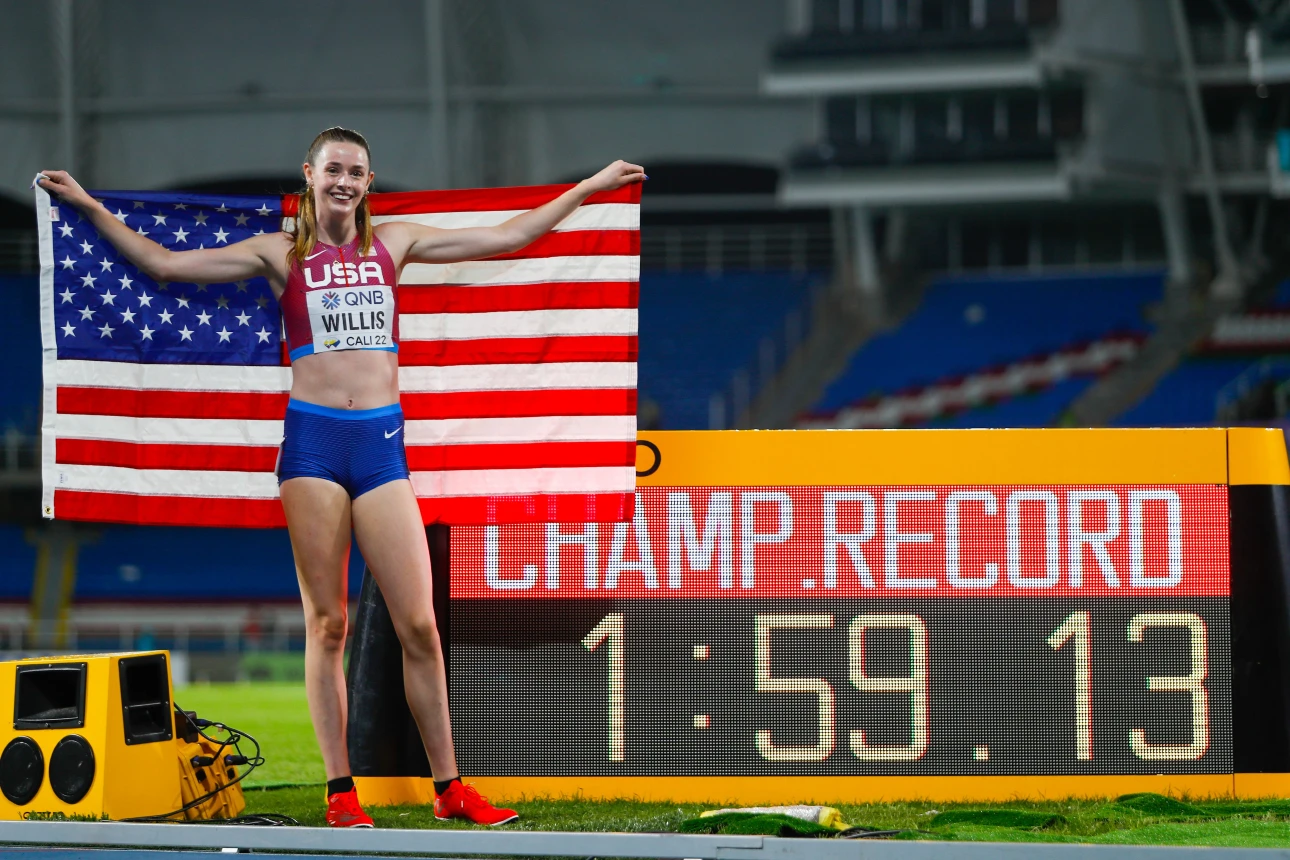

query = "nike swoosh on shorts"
[{"left": 384, "top": 427, "right": 402, "bottom": 439}]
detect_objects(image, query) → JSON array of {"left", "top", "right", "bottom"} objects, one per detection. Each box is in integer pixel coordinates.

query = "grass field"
[{"left": 179, "top": 681, "right": 1290, "bottom": 846}]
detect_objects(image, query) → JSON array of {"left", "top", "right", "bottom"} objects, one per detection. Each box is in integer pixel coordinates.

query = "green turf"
[
  {"left": 174, "top": 682, "right": 322, "bottom": 787},
  {"left": 190, "top": 681, "right": 1290, "bottom": 846}
]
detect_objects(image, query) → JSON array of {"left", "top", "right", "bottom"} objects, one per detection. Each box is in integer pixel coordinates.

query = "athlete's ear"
[
  {"left": 302, "top": 162, "right": 314, "bottom": 186},
  {"left": 366, "top": 170, "right": 375, "bottom": 192}
]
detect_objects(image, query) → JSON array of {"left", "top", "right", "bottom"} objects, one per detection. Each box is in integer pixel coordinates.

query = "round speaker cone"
[
  {"left": 49, "top": 735, "right": 94, "bottom": 804},
  {"left": 0, "top": 737, "right": 44, "bottom": 805}
]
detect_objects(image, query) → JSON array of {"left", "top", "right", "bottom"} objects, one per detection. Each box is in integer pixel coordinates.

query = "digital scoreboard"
[{"left": 438, "top": 429, "right": 1280, "bottom": 801}]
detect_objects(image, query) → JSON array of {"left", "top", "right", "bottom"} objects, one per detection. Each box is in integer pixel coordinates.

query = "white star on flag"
[
  {"left": 137, "top": 293, "right": 153, "bottom": 307},
  {"left": 80, "top": 272, "right": 96, "bottom": 288},
  {"left": 113, "top": 209, "right": 128, "bottom": 223},
  {"left": 235, "top": 311, "right": 251, "bottom": 326},
  {"left": 139, "top": 324, "right": 155, "bottom": 340},
  {"left": 99, "top": 258, "right": 114, "bottom": 272},
  {"left": 214, "top": 227, "right": 230, "bottom": 244},
  {"left": 59, "top": 288, "right": 74, "bottom": 304},
  {"left": 119, "top": 273, "right": 133, "bottom": 289},
  {"left": 157, "top": 309, "right": 174, "bottom": 324},
  {"left": 58, "top": 222, "right": 74, "bottom": 238},
  {"left": 176, "top": 295, "right": 190, "bottom": 309},
  {"left": 173, "top": 226, "right": 189, "bottom": 243},
  {"left": 255, "top": 326, "right": 273, "bottom": 343},
  {"left": 216, "top": 326, "right": 232, "bottom": 343},
  {"left": 78, "top": 239, "right": 93, "bottom": 254},
  {"left": 152, "top": 213, "right": 168, "bottom": 226},
  {"left": 178, "top": 326, "right": 194, "bottom": 342},
  {"left": 60, "top": 322, "right": 76, "bottom": 337},
  {"left": 60, "top": 256, "right": 75, "bottom": 270},
  {"left": 78, "top": 306, "right": 95, "bottom": 321},
  {"left": 120, "top": 308, "right": 136, "bottom": 323},
  {"left": 196, "top": 310, "right": 212, "bottom": 326},
  {"left": 98, "top": 322, "right": 114, "bottom": 338},
  {"left": 100, "top": 290, "right": 116, "bottom": 306}
]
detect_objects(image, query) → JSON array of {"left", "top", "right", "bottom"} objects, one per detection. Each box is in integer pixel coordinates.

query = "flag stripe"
[
  {"left": 398, "top": 335, "right": 637, "bottom": 366},
  {"left": 401, "top": 255, "right": 639, "bottom": 286},
  {"left": 405, "top": 440, "right": 635, "bottom": 471},
  {"left": 371, "top": 203, "right": 639, "bottom": 232},
  {"left": 57, "top": 438, "right": 279, "bottom": 472},
  {"left": 484, "top": 230, "right": 638, "bottom": 261},
  {"left": 356, "top": 184, "right": 639, "bottom": 214},
  {"left": 55, "top": 359, "right": 636, "bottom": 393},
  {"left": 401, "top": 308, "right": 637, "bottom": 341},
  {"left": 59, "top": 387, "right": 634, "bottom": 420},
  {"left": 410, "top": 466, "right": 636, "bottom": 497},
  {"left": 399, "top": 282, "right": 638, "bottom": 315}
]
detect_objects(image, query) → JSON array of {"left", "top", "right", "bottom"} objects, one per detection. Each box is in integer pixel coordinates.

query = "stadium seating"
[
  {"left": 811, "top": 271, "right": 1164, "bottom": 420},
  {"left": 0, "top": 276, "right": 41, "bottom": 433},
  {"left": 0, "top": 525, "right": 35, "bottom": 601},
  {"left": 927, "top": 376, "right": 1096, "bottom": 428},
  {"left": 70, "top": 526, "right": 364, "bottom": 601},
  {"left": 638, "top": 270, "right": 820, "bottom": 429},
  {"left": 1114, "top": 358, "right": 1261, "bottom": 427}
]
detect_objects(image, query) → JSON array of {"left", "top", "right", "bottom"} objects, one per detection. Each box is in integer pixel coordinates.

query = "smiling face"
[{"left": 303, "top": 141, "right": 374, "bottom": 224}]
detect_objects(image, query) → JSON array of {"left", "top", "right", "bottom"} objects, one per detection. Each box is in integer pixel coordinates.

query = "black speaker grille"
[
  {"left": 0, "top": 737, "right": 44, "bottom": 805},
  {"left": 48, "top": 735, "right": 94, "bottom": 804},
  {"left": 118, "top": 654, "right": 172, "bottom": 745},
  {"left": 14, "top": 664, "right": 86, "bottom": 730}
]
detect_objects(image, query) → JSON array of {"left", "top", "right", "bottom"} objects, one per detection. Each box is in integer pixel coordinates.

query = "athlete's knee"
[
  {"left": 306, "top": 607, "right": 349, "bottom": 651},
  {"left": 398, "top": 613, "right": 441, "bottom": 660}
]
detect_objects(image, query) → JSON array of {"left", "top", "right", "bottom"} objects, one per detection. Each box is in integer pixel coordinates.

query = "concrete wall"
[{"left": 0, "top": 0, "right": 811, "bottom": 198}]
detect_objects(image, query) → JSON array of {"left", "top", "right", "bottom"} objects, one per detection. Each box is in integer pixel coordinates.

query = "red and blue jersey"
[{"left": 281, "top": 234, "right": 400, "bottom": 361}]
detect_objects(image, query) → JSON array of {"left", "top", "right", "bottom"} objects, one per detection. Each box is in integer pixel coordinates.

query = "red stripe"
[
  {"left": 280, "top": 183, "right": 640, "bottom": 217},
  {"left": 406, "top": 441, "right": 635, "bottom": 472},
  {"left": 54, "top": 490, "right": 286, "bottom": 528},
  {"left": 398, "top": 282, "right": 638, "bottom": 314},
  {"left": 484, "top": 231, "right": 637, "bottom": 261},
  {"left": 56, "top": 387, "right": 633, "bottom": 421},
  {"left": 402, "top": 389, "right": 635, "bottom": 419},
  {"left": 419, "top": 492, "right": 634, "bottom": 526},
  {"left": 59, "top": 388, "right": 290, "bottom": 420},
  {"left": 57, "top": 439, "right": 278, "bottom": 472},
  {"left": 399, "top": 335, "right": 637, "bottom": 366},
  {"left": 53, "top": 489, "right": 633, "bottom": 527}
]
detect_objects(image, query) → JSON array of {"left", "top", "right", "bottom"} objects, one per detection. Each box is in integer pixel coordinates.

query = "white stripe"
[
  {"left": 372, "top": 203, "right": 638, "bottom": 232},
  {"left": 53, "top": 359, "right": 636, "bottom": 393},
  {"left": 53, "top": 463, "right": 280, "bottom": 499},
  {"left": 401, "top": 308, "right": 637, "bottom": 341},
  {"left": 407, "top": 415, "right": 634, "bottom": 445},
  {"left": 410, "top": 466, "right": 634, "bottom": 498},
  {"left": 401, "top": 255, "right": 639, "bottom": 286},
  {"left": 399, "top": 362, "right": 637, "bottom": 393},
  {"left": 55, "top": 360, "right": 293, "bottom": 392},
  {"left": 56, "top": 413, "right": 283, "bottom": 446},
  {"left": 36, "top": 185, "right": 58, "bottom": 518}
]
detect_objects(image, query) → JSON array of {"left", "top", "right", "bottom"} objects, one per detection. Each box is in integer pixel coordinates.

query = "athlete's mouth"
[{"left": 330, "top": 191, "right": 354, "bottom": 202}]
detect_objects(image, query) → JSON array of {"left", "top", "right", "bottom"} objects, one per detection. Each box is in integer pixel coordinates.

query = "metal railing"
[
  {"left": 641, "top": 223, "right": 833, "bottom": 275},
  {"left": 708, "top": 279, "right": 829, "bottom": 429},
  {"left": 0, "top": 230, "right": 38, "bottom": 273},
  {"left": 1215, "top": 357, "right": 1290, "bottom": 422}
]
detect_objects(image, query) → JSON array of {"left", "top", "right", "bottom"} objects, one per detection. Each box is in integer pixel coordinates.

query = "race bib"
[{"left": 305, "top": 284, "right": 396, "bottom": 355}]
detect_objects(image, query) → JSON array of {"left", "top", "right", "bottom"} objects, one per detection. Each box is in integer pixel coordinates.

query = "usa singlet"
[{"left": 280, "top": 234, "right": 400, "bottom": 361}]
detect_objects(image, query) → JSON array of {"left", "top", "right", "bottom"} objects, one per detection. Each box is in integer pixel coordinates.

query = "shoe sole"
[
  {"left": 434, "top": 813, "right": 519, "bottom": 826},
  {"left": 330, "top": 822, "right": 374, "bottom": 828}
]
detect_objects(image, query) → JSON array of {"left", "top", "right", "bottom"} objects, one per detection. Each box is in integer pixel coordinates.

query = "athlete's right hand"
[{"left": 35, "top": 170, "right": 94, "bottom": 210}]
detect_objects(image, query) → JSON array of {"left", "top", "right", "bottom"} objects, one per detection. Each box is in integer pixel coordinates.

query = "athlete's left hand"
[{"left": 582, "top": 160, "right": 646, "bottom": 193}]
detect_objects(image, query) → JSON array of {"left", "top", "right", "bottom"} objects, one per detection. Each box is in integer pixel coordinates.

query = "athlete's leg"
[
  {"left": 350, "top": 478, "right": 459, "bottom": 780},
  {"left": 281, "top": 476, "right": 355, "bottom": 781}
]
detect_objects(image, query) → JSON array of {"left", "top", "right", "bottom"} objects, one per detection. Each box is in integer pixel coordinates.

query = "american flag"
[{"left": 36, "top": 183, "right": 639, "bottom": 527}]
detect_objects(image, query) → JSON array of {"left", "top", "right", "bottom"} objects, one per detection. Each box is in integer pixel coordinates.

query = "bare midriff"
[{"left": 288, "top": 349, "right": 400, "bottom": 410}]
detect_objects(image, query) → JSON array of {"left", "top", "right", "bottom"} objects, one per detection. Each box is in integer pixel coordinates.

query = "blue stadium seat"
[
  {"left": 814, "top": 271, "right": 1164, "bottom": 416},
  {"left": 0, "top": 276, "right": 42, "bottom": 433},
  {"left": 1115, "top": 358, "right": 1259, "bottom": 427},
  {"left": 927, "top": 376, "right": 1095, "bottom": 428},
  {"left": 65, "top": 526, "right": 365, "bottom": 602},
  {"left": 0, "top": 525, "right": 36, "bottom": 601},
  {"left": 638, "top": 270, "right": 820, "bottom": 429}
]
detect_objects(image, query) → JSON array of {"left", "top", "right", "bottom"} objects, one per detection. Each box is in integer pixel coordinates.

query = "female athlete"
[{"left": 39, "top": 127, "right": 645, "bottom": 827}]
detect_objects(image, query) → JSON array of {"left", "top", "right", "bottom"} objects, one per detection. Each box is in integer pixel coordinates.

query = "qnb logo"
[
  {"left": 323, "top": 337, "right": 340, "bottom": 349},
  {"left": 305, "top": 260, "right": 385, "bottom": 289},
  {"left": 320, "top": 291, "right": 341, "bottom": 310}
]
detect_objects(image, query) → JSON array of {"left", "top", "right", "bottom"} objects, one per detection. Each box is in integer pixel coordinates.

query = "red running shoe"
[
  {"left": 434, "top": 781, "right": 519, "bottom": 826},
  {"left": 326, "top": 787, "right": 374, "bottom": 828}
]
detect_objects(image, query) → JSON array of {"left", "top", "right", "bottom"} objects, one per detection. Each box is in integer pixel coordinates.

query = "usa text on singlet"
[{"left": 280, "top": 235, "right": 400, "bottom": 361}]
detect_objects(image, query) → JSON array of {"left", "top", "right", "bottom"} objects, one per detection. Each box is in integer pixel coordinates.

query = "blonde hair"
[{"left": 290, "top": 127, "right": 374, "bottom": 266}]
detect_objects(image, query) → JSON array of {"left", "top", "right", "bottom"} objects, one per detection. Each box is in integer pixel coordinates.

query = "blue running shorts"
[{"left": 277, "top": 399, "right": 410, "bottom": 498}]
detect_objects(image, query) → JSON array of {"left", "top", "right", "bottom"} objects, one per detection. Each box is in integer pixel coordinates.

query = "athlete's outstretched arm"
[
  {"left": 36, "top": 170, "right": 279, "bottom": 284},
  {"left": 387, "top": 159, "right": 645, "bottom": 265}
]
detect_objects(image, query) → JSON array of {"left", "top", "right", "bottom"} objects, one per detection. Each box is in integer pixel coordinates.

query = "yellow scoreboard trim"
[
  {"left": 636, "top": 428, "right": 1230, "bottom": 487},
  {"left": 362, "top": 774, "right": 1290, "bottom": 805}
]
